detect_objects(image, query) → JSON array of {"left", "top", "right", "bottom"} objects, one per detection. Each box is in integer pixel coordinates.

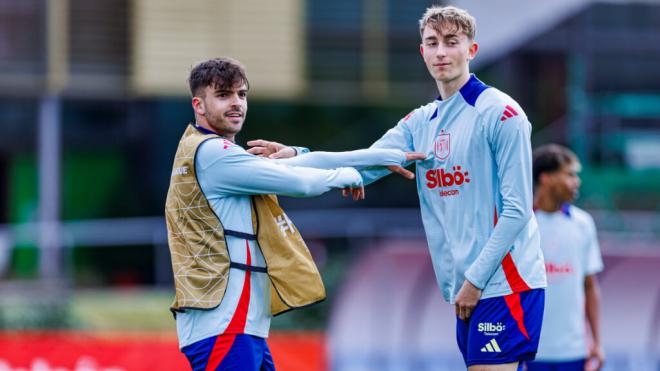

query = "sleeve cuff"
[
  {"left": 464, "top": 270, "right": 486, "bottom": 290},
  {"left": 292, "top": 146, "right": 310, "bottom": 156}
]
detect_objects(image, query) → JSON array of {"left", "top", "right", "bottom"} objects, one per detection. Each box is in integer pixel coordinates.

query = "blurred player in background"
[
  {"left": 165, "top": 57, "right": 423, "bottom": 370},
  {"left": 526, "top": 144, "right": 604, "bottom": 371},
  {"left": 248, "top": 6, "right": 546, "bottom": 370}
]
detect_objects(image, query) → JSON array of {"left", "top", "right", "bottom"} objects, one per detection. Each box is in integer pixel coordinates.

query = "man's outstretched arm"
[
  {"left": 247, "top": 115, "right": 420, "bottom": 182},
  {"left": 275, "top": 149, "right": 425, "bottom": 174},
  {"left": 198, "top": 139, "right": 362, "bottom": 198}
]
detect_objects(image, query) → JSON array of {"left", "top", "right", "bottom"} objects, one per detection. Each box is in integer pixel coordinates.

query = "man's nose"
[
  {"left": 435, "top": 44, "right": 447, "bottom": 57},
  {"left": 229, "top": 94, "right": 243, "bottom": 106},
  {"left": 229, "top": 102, "right": 242, "bottom": 112}
]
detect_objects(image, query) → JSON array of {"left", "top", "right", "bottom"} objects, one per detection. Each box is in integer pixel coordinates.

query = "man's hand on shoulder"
[
  {"left": 247, "top": 139, "right": 297, "bottom": 159},
  {"left": 455, "top": 280, "right": 482, "bottom": 321}
]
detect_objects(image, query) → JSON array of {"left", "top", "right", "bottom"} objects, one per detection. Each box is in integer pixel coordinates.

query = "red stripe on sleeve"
[
  {"left": 205, "top": 334, "right": 237, "bottom": 371},
  {"left": 503, "top": 109, "right": 513, "bottom": 118},
  {"left": 494, "top": 207, "right": 498, "bottom": 226},
  {"left": 503, "top": 293, "right": 530, "bottom": 340},
  {"left": 502, "top": 253, "right": 531, "bottom": 293},
  {"left": 495, "top": 208, "right": 530, "bottom": 293},
  {"left": 493, "top": 207, "right": 530, "bottom": 292}
]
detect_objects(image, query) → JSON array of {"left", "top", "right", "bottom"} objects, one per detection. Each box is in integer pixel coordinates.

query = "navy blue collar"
[
  {"left": 193, "top": 123, "right": 217, "bottom": 136},
  {"left": 436, "top": 74, "right": 490, "bottom": 107}
]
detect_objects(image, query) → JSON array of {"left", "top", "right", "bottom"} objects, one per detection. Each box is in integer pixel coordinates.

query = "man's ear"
[
  {"left": 192, "top": 96, "right": 204, "bottom": 116},
  {"left": 538, "top": 172, "right": 552, "bottom": 187},
  {"left": 468, "top": 41, "right": 478, "bottom": 61},
  {"left": 420, "top": 44, "right": 424, "bottom": 56}
]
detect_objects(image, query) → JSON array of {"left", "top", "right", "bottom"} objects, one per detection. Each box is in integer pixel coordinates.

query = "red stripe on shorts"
[
  {"left": 205, "top": 334, "right": 237, "bottom": 371},
  {"left": 504, "top": 293, "right": 530, "bottom": 340}
]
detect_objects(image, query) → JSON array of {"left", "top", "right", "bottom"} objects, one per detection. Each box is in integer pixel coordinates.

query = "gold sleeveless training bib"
[{"left": 165, "top": 124, "right": 326, "bottom": 315}]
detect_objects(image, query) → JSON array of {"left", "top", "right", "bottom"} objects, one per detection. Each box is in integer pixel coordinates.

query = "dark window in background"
[
  {"left": 306, "top": 0, "right": 363, "bottom": 81},
  {"left": 68, "top": 0, "right": 129, "bottom": 93},
  {"left": 387, "top": 0, "right": 437, "bottom": 83},
  {"left": 0, "top": 155, "right": 6, "bottom": 223},
  {"left": 0, "top": 99, "right": 39, "bottom": 151},
  {"left": 587, "top": 4, "right": 660, "bottom": 91},
  {"left": 61, "top": 99, "right": 148, "bottom": 220},
  {"left": 72, "top": 244, "right": 155, "bottom": 287},
  {"left": 0, "top": 99, "right": 39, "bottom": 225},
  {"left": 62, "top": 99, "right": 132, "bottom": 149},
  {"left": 0, "top": 0, "right": 46, "bottom": 87}
]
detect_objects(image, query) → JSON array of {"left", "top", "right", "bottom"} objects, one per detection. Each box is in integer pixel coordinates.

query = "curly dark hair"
[
  {"left": 188, "top": 57, "right": 249, "bottom": 97},
  {"left": 533, "top": 144, "right": 579, "bottom": 186}
]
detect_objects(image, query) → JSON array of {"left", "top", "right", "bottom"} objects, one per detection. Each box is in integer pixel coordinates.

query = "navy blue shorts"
[
  {"left": 526, "top": 359, "right": 586, "bottom": 371},
  {"left": 456, "top": 288, "right": 544, "bottom": 367},
  {"left": 181, "top": 333, "right": 275, "bottom": 371}
]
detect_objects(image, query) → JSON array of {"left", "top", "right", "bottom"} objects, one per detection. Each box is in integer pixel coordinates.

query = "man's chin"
[
  {"left": 221, "top": 117, "right": 243, "bottom": 126},
  {"left": 227, "top": 119, "right": 244, "bottom": 127},
  {"left": 435, "top": 73, "right": 460, "bottom": 84}
]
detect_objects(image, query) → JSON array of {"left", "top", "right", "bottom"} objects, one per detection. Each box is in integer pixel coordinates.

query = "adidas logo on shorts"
[{"left": 480, "top": 338, "right": 501, "bottom": 353}]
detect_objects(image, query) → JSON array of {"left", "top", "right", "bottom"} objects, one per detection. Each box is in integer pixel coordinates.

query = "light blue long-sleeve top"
[{"left": 358, "top": 75, "right": 547, "bottom": 303}]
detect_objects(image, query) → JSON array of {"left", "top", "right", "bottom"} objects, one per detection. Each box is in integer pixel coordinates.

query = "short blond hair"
[{"left": 419, "top": 5, "right": 476, "bottom": 40}]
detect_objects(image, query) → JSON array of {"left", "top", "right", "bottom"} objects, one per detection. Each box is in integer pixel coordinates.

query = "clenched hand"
[{"left": 455, "top": 280, "right": 482, "bottom": 321}]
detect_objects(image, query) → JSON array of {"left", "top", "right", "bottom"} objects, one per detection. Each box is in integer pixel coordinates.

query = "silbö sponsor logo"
[
  {"left": 425, "top": 165, "right": 470, "bottom": 197},
  {"left": 478, "top": 322, "right": 506, "bottom": 336}
]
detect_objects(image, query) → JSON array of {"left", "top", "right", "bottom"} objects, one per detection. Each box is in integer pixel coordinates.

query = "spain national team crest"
[{"left": 434, "top": 131, "right": 450, "bottom": 160}]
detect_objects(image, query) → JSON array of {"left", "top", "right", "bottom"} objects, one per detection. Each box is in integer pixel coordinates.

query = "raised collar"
[{"left": 435, "top": 74, "right": 490, "bottom": 107}]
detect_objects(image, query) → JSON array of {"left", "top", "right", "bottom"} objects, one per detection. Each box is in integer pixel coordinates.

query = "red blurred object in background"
[{"left": 0, "top": 331, "right": 325, "bottom": 371}]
